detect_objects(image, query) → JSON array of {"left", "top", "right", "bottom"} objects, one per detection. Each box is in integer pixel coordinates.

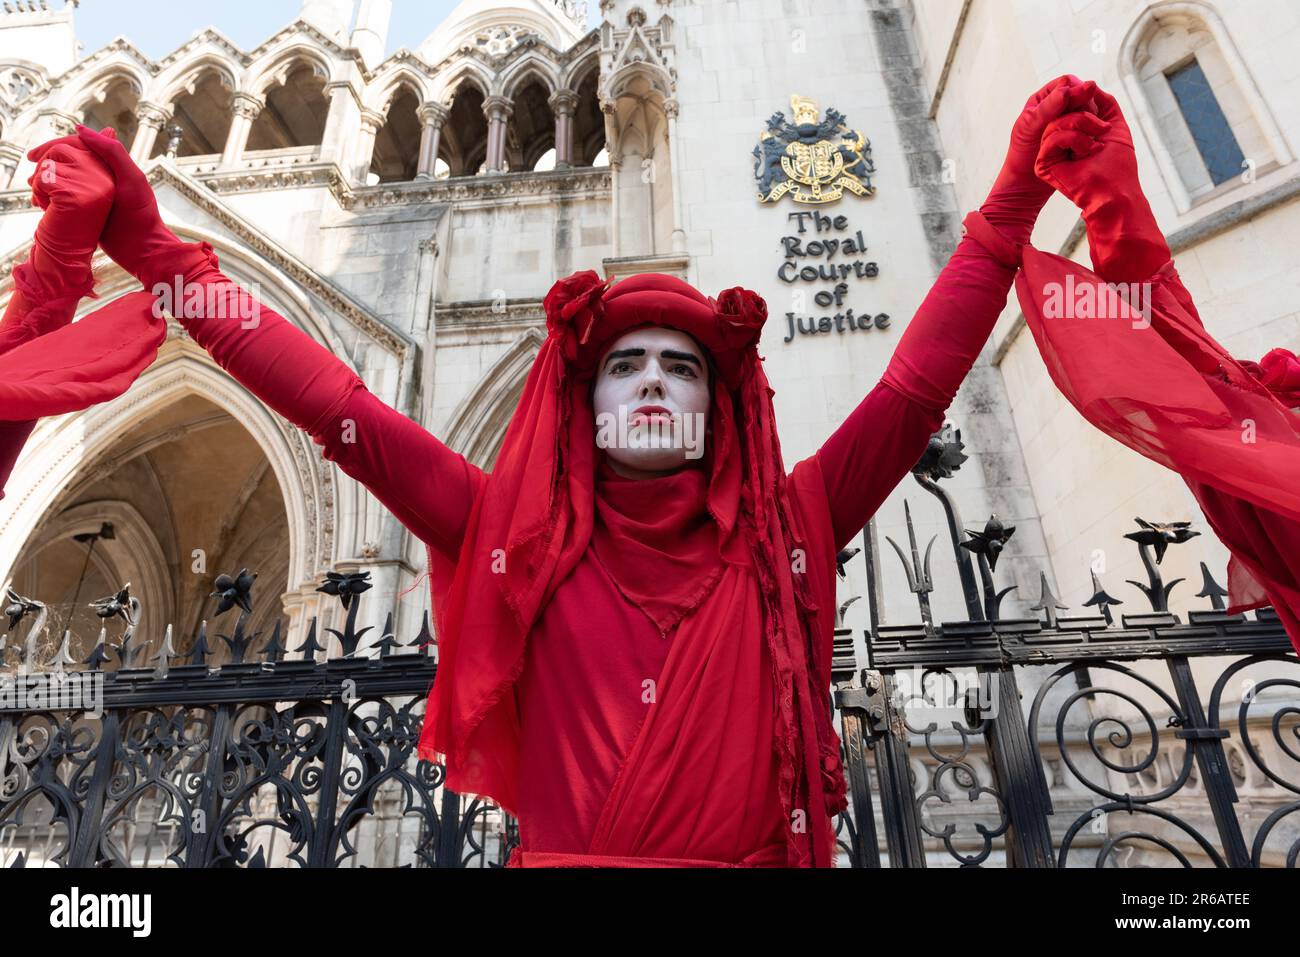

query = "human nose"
[{"left": 638, "top": 361, "right": 666, "bottom": 399}]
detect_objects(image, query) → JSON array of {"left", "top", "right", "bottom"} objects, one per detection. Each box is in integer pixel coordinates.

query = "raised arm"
[
  {"left": 814, "top": 76, "right": 1095, "bottom": 548},
  {"left": 0, "top": 141, "right": 114, "bottom": 500},
  {"left": 70, "top": 125, "right": 483, "bottom": 556}
]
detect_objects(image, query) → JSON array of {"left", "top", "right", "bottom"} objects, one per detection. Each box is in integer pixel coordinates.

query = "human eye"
[
  {"left": 670, "top": 362, "right": 697, "bottom": 377},
  {"left": 609, "top": 360, "right": 634, "bottom": 374}
]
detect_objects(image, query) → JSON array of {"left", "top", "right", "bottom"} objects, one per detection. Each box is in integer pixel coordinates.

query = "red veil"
[
  {"left": 1014, "top": 247, "right": 1300, "bottom": 652},
  {"left": 416, "top": 271, "right": 848, "bottom": 866}
]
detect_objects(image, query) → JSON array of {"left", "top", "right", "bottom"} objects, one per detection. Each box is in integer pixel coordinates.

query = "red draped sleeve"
[
  {"left": 159, "top": 245, "right": 485, "bottom": 556},
  {"left": 812, "top": 218, "right": 1020, "bottom": 549}
]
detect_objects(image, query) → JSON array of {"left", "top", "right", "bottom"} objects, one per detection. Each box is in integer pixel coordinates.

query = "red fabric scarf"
[
  {"left": 591, "top": 457, "right": 749, "bottom": 637},
  {"left": 1015, "top": 248, "right": 1300, "bottom": 653}
]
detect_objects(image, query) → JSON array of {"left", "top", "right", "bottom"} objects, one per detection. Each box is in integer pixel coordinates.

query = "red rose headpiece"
[{"left": 542, "top": 270, "right": 770, "bottom": 388}]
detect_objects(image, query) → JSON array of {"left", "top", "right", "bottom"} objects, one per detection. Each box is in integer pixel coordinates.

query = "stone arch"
[
  {"left": 71, "top": 75, "right": 143, "bottom": 146},
  {"left": 443, "top": 327, "right": 543, "bottom": 469},
  {"left": 559, "top": 48, "right": 600, "bottom": 94},
  {"left": 149, "top": 60, "right": 238, "bottom": 159},
  {"left": 435, "top": 69, "right": 491, "bottom": 176},
  {"left": 247, "top": 46, "right": 334, "bottom": 97},
  {"left": 61, "top": 62, "right": 148, "bottom": 117},
  {"left": 431, "top": 59, "right": 493, "bottom": 108},
  {"left": 152, "top": 54, "right": 240, "bottom": 108},
  {"left": 365, "top": 65, "right": 430, "bottom": 115},
  {"left": 365, "top": 71, "right": 426, "bottom": 183},
  {"left": 15, "top": 500, "right": 172, "bottom": 647},
  {"left": 0, "top": 346, "right": 332, "bottom": 618},
  {"left": 496, "top": 53, "right": 559, "bottom": 100}
]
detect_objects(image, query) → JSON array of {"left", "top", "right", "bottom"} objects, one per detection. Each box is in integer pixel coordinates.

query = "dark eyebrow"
[
  {"left": 662, "top": 349, "right": 702, "bottom": 367},
  {"left": 603, "top": 346, "right": 703, "bottom": 369},
  {"left": 604, "top": 347, "right": 645, "bottom": 368}
]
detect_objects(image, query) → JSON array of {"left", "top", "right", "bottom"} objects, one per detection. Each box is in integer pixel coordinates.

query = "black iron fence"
[
  {"left": 833, "top": 425, "right": 1299, "bottom": 867},
  {"left": 1, "top": 426, "right": 1296, "bottom": 867}
]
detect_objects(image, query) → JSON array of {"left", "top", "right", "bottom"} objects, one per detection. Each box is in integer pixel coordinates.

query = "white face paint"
[{"left": 591, "top": 326, "right": 711, "bottom": 478}]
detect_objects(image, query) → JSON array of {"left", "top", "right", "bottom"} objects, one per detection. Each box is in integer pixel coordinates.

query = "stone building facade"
[{"left": 0, "top": 0, "right": 1293, "bottom": 730}]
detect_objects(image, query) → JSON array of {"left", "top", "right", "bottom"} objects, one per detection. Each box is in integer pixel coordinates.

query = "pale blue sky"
[{"left": 68, "top": 0, "right": 598, "bottom": 61}]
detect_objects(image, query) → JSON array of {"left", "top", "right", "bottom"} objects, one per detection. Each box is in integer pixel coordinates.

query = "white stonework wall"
[
  {"left": 913, "top": 0, "right": 1300, "bottom": 624},
  {"left": 912, "top": 0, "right": 1300, "bottom": 712},
  {"left": 665, "top": 0, "right": 1054, "bottom": 629}
]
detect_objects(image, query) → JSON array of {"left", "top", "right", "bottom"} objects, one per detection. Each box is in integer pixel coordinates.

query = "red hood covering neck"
[{"left": 591, "top": 455, "right": 749, "bottom": 638}]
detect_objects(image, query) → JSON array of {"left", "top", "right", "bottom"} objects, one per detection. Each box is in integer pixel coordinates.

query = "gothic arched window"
[{"left": 1120, "top": 1, "right": 1293, "bottom": 211}]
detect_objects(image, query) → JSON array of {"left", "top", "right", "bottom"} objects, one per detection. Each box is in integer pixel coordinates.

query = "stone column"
[
  {"left": 0, "top": 142, "right": 24, "bottom": 188},
  {"left": 318, "top": 79, "right": 363, "bottom": 167},
  {"left": 220, "top": 92, "right": 264, "bottom": 167},
  {"left": 415, "top": 101, "right": 449, "bottom": 179},
  {"left": 482, "top": 95, "right": 513, "bottom": 174},
  {"left": 603, "top": 99, "right": 621, "bottom": 257},
  {"left": 130, "top": 101, "right": 170, "bottom": 162},
  {"left": 549, "top": 89, "right": 578, "bottom": 169},
  {"left": 664, "top": 97, "right": 687, "bottom": 253},
  {"left": 355, "top": 107, "right": 385, "bottom": 182}
]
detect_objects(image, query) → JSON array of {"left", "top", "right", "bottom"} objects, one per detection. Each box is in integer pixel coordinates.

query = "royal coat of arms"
[{"left": 753, "top": 95, "right": 875, "bottom": 204}]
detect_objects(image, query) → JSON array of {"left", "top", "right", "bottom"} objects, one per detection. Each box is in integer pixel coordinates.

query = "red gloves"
[
  {"left": 978, "top": 75, "right": 1097, "bottom": 247},
  {"left": 0, "top": 137, "right": 114, "bottom": 353},
  {"left": 1034, "top": 83, "right": 1172, "bottom": 283},
  {"left": 68, "top": 124, "right": 214, "bottom": 290},
  {"left": 60, "top": 126, "right": 363, "bottom": 441},
  {"left": 0, "top": 134, "right": 116, "bottom": 500},
  {"left": 879, "top": 76, "right": 1098, "bottom": 414}
]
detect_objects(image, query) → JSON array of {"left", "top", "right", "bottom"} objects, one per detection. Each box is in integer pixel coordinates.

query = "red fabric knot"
[
  {"left": 712, "top": 286, "right": 768, "bottom": 352},
  {"left": 961, "top": 210, "right": 1023, "bottom": 270},
  {"left": 543, "top": 269, "right": 613, "bottom": 361}
]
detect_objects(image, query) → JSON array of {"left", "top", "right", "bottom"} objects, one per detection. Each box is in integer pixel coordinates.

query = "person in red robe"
[
  {"left": 1013, "top": 82, "right": 1300, "bottom": 654},
  {"left": 0, "top": 76, "right": 1099, "bottom": 866}
]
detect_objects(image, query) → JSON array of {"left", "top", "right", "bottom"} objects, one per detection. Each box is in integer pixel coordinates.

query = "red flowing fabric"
[
  {"left": 1015, "top": 250, "right": 1300, "bottom": 652},
  {"left": 0, "top": 293, "right": 164, "bottom": 421},
  {"left": 590, "top": 458, "right": 748, "bottom": 637},
  {"left": 1022, "top": 82, "right": 1300, "bottom": 652},
  {"left": 0, "top": 135, "right": 163, "bottom": 499}
]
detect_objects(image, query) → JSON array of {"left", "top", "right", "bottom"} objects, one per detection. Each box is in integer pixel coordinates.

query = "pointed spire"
[
  {"left": 1083, "top": 570, "right": 1124, "bottom": 626},
  {"left": 187, "top": 620, "right": 212, "bottom": 667},
  {"left": 1030, "top": 572, "right": 1068, "bottom": 629},
  {"left": 47, "top": 629, "right": 78, "bottom": 672},
  {"left": 294, "top": 616, "right": 325, "bottom": 660},
  {"left": 152, "top": 624, "right": 177, "bottom": 679},
  {"left": 1195, "top": 562, "right": 1229, "bottom": 611},
  {"left": 83, "top": 626, "right": 111, "bottom": 671},
  {"left": 408, "top": 611, "right": 434, "bottom": 657},
  {"left": 371, "top": 611, "right": 400, "bottom": 658},
  {"left": 262, "top": 619, "right": 286, "bottom": 662}
]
